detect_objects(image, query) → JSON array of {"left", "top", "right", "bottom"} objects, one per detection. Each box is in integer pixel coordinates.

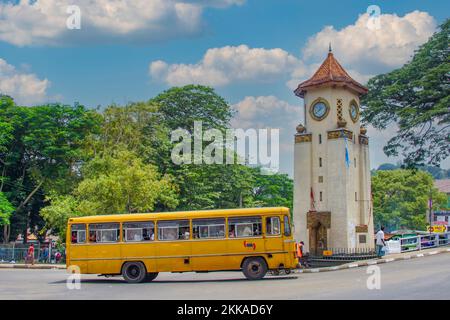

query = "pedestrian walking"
[{"left": 376, "top": 226, "right": 386, "bottom": 258}]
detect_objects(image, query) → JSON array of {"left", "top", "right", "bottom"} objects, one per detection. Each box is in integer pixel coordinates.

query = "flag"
[
  {"left": 344, "top": 135, "right": 351, "bottom": 168},
  {"left": 310, "top": 187, "right": 316, "bottom": 211}
]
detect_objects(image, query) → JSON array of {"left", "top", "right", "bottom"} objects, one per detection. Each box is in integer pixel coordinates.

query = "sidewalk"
[
  {"left": 0, "top": 263, "right": 66, "bottom": 270},
  {"left": 296, "top": 246, "right": 450, "bottom": 273}
]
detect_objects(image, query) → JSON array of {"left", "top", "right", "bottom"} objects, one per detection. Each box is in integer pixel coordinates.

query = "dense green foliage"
[
  {"left": 0, "top": 95, "right": 101, "bottom": 242},
  {"left": 0, "top": 86, "right": 294, "bottom": 243},
  {"left": 362, "top": 19, "right": 450, "bottom": 168},
  {"left": 376, "top": 163, "right": 450, "bottom": 179},
  {"left": 371, "top": 170, "right": 446, "bottom": 231},
  {"left": 0, "top": 192, "right": 14, "bottom": 225}
]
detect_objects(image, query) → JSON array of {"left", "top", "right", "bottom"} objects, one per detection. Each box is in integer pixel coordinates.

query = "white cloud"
[
  {"left": 0, "top": 0, "right": 243, "bottom": 46},
  {"left": 0, "top": 58, "right": 51, "bottom": 105},
  {"left": 231, "top": 95, "right": 302, "bottom": 129},
  {"left": 231, "top": 95, "right": 303, "bottom": 175},
  {"left": 150, "top": 45, "right": 300, "bottom": 86},
  {"left": 150, "top": 11, "right": 436, "bottom": 89},
  {"left": 290, "top": 10, "right": 436, "bottom": 86}
]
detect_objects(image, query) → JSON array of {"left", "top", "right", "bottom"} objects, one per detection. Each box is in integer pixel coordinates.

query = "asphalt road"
[{"left": 1, "top": 253, "right": 449, "bottom": 300}]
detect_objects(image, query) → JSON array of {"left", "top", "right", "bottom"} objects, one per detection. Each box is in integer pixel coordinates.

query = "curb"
[
  {"left": 294, "top": 247, "right": 450, "bottom": 273},
  {"left": 0, "top": 264, "right": 66, "bottom": 270}
]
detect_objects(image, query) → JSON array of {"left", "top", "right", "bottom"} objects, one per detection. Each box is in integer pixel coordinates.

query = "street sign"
[
  {"left": 323, "top": 250, "right": 333, "bottom": 256},
  {"left": 427, "top": 225, "right": 446, "bottom": 233}
]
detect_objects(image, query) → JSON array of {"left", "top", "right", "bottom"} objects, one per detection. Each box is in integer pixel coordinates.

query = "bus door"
[
  {"left": 264, "top": 216, "right": 285, "bottom": 268},
  {"left": 191, "top": 218, "right": 228, "bottom": 271},
  {"left": 282, "top": 214, "right": 297, "bottom": 268},
  {"left": 155, "top": 220, "right": 192, "bottom": 272}
]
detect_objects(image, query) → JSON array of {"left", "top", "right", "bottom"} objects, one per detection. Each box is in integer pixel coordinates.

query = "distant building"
[{"left": 433, "top": 179, "right": 450, "bottom": 231}]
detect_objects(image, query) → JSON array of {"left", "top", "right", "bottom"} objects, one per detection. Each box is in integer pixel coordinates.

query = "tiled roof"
[
  {"left": 294, "top": 51, "right": 368, "bottom": 98},
  {"left": 434, "top": 179, "right": 450, "bottom": 193}
]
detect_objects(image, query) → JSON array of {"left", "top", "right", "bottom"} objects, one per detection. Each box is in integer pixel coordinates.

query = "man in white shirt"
[{"left": 376, "top": 226, "right": 386, "bottom": 258}]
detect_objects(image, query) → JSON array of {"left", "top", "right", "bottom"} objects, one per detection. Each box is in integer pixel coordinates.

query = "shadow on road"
[{"left": 50, "top": 275, "right": 298, "bottom": 285}]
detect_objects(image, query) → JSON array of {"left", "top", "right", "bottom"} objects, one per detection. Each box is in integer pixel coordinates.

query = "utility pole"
[{"left": 428, "top": 188, "right": 433, "bottom": 233}]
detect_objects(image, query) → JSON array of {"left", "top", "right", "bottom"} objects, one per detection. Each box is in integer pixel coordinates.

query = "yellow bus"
[{"left": 66, "top": 207, "right": 298, "bottom": 283}]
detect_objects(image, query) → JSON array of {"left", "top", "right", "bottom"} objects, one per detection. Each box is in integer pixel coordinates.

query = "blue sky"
[{"left": 0, "top": 0, "right": 449, "bottom": 175}]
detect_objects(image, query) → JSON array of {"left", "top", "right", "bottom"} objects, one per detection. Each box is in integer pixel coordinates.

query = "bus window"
[
  {"left": 193, "top": 218, "right": 225, "bottom": 239},
  {"left": 123, "top": 222, "right": 155, "bottom": 242},
  {"left": 158, "top": 220, "right": 190, "bottom": 241},
  {"left": 228, "top": 217, "right": 262, "bottom": 238},
  {"left": 266, "top": 217, "right": 281, "bottom": 236},
  {"left": 71, "top": 224, "right": 86, "bottom": 244},
  {"left": 283, "top": 216, "right": 291, "bottom": 237},
  {"left": 88, "top": 223, "right": 120, "bottom": 243}
]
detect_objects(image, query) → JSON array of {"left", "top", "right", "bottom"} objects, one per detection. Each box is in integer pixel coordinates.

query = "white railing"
[{"left": 397, "top": 232, "right": 450, "bottom": 253}]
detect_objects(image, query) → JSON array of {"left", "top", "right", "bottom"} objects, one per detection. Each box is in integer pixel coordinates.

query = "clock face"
[
  {"left": 349, "top": 101, "right": 359, "bottom": 122},
  {"left": 312, "top": 101, "right": 328, "bottom": 120}
]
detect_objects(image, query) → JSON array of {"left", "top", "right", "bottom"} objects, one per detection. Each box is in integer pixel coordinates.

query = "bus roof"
[{"left": 68, "top": 207, "right": 290, "bottom": 224}]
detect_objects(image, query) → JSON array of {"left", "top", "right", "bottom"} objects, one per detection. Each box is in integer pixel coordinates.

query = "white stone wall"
[{"left": 293, "top": 139, "right": 311, "bottom": 248}]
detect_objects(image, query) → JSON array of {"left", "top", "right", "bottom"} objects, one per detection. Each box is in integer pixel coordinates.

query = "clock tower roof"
[{"left": 294, "top": 50, "right": 368, "bottom": 98}]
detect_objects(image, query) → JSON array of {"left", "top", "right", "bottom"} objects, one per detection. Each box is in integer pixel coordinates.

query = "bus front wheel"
[
  {"left": 242, "top": 257, "right": 267, "bottom": 280},
  {"left": 122, "top": 262, "right": 147, "bottom": 283}
]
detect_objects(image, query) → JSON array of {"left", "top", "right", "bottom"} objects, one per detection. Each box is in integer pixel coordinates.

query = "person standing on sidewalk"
[
  {"left": 376, "top": 226, "right": 386, "bottom": 258},
  {"left": 26, "top": 244, "right": 35, "bottom": 265}
]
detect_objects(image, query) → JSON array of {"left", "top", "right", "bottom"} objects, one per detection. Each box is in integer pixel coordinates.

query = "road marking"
[
  {"left": 348, "top": 263, "right": 358, "bottom": 268},
  {"left": 416, "top": 253, "right": 424, "bottom": 257},
  {"left": 310, "top": 269, "right": 320, "bottom": 273},
  {"left": 385, "top": 258, "right": 395, "bottom": 262},
  {"left": 428, "top": 251, "right": 438, "bottom": 255},
  {"left": 366, "top": 261, "right": 377, "bottom": 265}
]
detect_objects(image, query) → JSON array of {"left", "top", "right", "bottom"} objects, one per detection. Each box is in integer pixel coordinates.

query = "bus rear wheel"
[
  {"left": 122, "top": 262, "right": 147, "bottom": 283},
  {"left": 242, "top": 257, "right": 267, "bottom": 280},
  {"left": 145, "top": 272, "right": 159, "bottom": 282}
]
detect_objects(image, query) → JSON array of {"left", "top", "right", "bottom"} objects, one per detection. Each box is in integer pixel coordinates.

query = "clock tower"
[{"left": 292, "top": 48, "right": 374, "bottom": 254}]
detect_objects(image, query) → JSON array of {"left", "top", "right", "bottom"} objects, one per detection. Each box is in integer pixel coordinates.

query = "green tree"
[
  {"left": 76, "top": 150, "right": 178, "bottom": 214},
  {"left": 41, "top": 150, "right": 179, "bottom": 240},
  {"left": 0, "top": 97, "right": 101, "bottom": 242},
  {"left": 173, "top": 164, "right": 256, "bottom": 210},
  {"left": 40, "top": 194, "right": 81, "bottom": 240},
  {"left": 151, "top": 85, "right": 234, "bottom": 132},
  {"left": 0, "top": 192, "right": 14, "bottom": 226},
  {"left": 251, "top": 169, "right": 293, "bottom": 214},
  {"left": 362, "top": 19, "right": 450, "bottom": 167},
  {"left": 371, "top": 169, "right": 446, "bottom": 231},
  {"left": 151, "top": 85, "right": 257, "bottom": 210}
]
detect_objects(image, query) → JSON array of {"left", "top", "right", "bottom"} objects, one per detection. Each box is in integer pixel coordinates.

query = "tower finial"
[{"left": 329, "top": 42, "right": 332, "bottom": 53}]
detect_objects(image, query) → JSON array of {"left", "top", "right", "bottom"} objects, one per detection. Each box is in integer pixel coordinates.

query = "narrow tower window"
[
  {"left": 355, "top": 192, "right": 357, "bottom": 201},
  {"left": 320, "top": 192, "right": 323, "bottom": 202},
  {"left": 319, "top": 134, "right": 322, "bottom": 144},
  {"left": 319, "top": 157, "right": 322, "bottom": 167}
]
